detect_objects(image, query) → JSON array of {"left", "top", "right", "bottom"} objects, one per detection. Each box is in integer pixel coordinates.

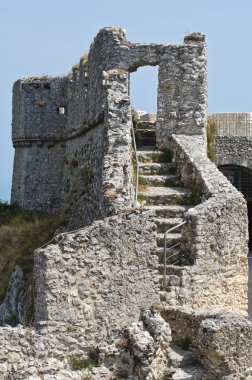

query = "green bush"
[{"left": 70, "top": 348, "right": 99, "bottom": 371}]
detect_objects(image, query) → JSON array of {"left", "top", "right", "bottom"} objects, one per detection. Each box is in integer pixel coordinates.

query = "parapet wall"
[
  {"left": 34, "top": 210, "right": 159, "bottom": 340},
  {"left": 168, "top": 134, "right": 248, "bottom": 314}
]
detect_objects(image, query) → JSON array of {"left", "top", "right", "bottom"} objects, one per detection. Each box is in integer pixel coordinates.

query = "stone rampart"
[
  {"left": 167, "top": 134, "right": 248, "bottom": 314},
  {"left": 11, "top": 27, "right": 207, "bottom": 224},
  {"left": 34, "top": 210, "right": 160, "bottom": 339}
]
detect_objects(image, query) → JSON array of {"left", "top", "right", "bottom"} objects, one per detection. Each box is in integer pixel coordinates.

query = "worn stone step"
[
  {"left": 153, "top": 246, "right": 183, "bottom": 265},
  {"left": 135, "top": 129, "right": 156, "bottom": 146},
  {"left": 137, "top": 145, "right": 156, "bottom": 151},
  {"left": 134, "top": 121, "right": 156, "bottom": 130},
  {"left": 135, "top": 129, "right": 156, "bottom": 139},
  {"left": 139, "top": 174, "right": 182, "bottom": 187},
  {"left": 144, "top": 205, "right": 191, "bottom": 218},
  {"left": 156, "top": 232, "right": 182, "bottom": 247},
  {"left": 169, "top": 345, "right": 201, "bottom": 369},
  {"left": 140, "top": 186, "right": 192, "bottom": 206},
  {"left": 160, "top": 265, "right": 190, "bottom": 289},
  {"left": 154, "top": 217, "right": 184, "bottom": 233},
  {"left": 139, "top": 162, "right": 176, "bottom": 175},
  {"left": 164, "top": 365, "right": 203, "bottom": 380},
  {"left": 158, "top": 263, "right": 185, "bottom": 277},
  {"left": 137, "top": 150, "right": 166, "bottom": 163}
]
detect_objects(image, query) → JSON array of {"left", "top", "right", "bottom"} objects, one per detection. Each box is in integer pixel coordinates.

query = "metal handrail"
[
  {"left": 163, "top": 221, "right": 187, "bottom": 289},
  {"left": 131, "top": 123, "right": 139, "bottom": 208}
]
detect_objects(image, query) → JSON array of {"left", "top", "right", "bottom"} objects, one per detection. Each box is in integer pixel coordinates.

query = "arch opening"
[
  {"left": 219, "top": 164, "right": 252, "bottom": 317},
  {"left": 130, "top": 65, "right": 159, "bottom": 116}
]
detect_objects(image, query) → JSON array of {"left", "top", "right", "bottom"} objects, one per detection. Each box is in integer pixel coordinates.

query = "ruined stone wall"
[
  {"left": 11, "top": 77, "right": 68, "bottom": 212},
  {"left": 0, "top": 209, "right": 160, "bottom": 379},
  {"left": 216, "top": 135, "right": 252, "bottom": 169},
  {"left": 66, "top": 58, "right": 89, "bottom": 132},
  {"left": 163, "top": 306, "right": 252, "bottom": 379},
  {"left": 167, "top": 134, "right": 248, "bottom": 315},
  {"left": 33, "top": 210, "right": 159, "bottom": 340},
  {"left": 11, "top": 27, "right": 207, "bottom": 223},
  {"left": 157, "top": 35, "right": 207, "bottom": 147}
]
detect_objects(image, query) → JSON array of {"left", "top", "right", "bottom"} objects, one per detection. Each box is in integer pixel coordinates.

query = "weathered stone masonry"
[
  {"left": 11, "top": 28, "right": 207, "bottom": 228},
  {"left": 3, "top": 27, "right": 252, "bottom": 379}
]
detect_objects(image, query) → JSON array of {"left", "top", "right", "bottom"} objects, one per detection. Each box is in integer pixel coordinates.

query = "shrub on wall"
[{"left": 207, "top": 121, "right": 217, "bottom": 163}]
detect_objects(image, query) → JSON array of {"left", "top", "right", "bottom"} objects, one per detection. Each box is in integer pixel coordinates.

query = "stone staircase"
[
  {"left": 135, "top": 120, "right": 203, "bottom": 379},
  {"left": 165, "top": 345, "right": 203, "bottom": 380},
  {"left": 135, "top": 120, "right": 193, "bottom": 277}
]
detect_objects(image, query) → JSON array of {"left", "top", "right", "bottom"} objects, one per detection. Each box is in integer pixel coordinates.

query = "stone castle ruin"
[{"left": 1, "top": 27, "right": 252, "bottom": 379}]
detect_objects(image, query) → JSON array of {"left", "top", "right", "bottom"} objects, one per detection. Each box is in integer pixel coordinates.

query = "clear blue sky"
[{"left": 1, "top": 0, "right": 252, "bottom": 201}]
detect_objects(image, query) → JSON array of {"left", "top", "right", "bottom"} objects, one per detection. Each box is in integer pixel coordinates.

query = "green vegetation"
[
  {"left": 190, "top": 190, "right": 201, "bottom": 205},
  {"left": 70, "top": 348, "right": 99, "bottom": 371},
  {"left": 81, "top": 53, "right": 89, "bottom": 71},
  {"left": 0, "top": 200, "right": 67, "bottom": 302},
  {"left": 161, "top": 148, "right": 173, "bottom": 163},
  {"left": 207, "top": 121, "right": 217, "bottom": 163}
]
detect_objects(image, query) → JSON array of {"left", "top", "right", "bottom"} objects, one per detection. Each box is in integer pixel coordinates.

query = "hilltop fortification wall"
[
  {"left": 11, "top": 28, "right": 207, "bottom": 227},
  {"left": 6, "top": 27, "right": 252, "bottom": 379}
]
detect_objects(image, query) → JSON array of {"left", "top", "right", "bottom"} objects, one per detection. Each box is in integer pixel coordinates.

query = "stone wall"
[
  {"left": 162, "top": 306, "right": 252, "bottom": 379},
  {"left": 11, "top": 77, "right": 68, "bottom": 212},
  {"left": 34, "top": 210, "right": 160, "bottom": 340},
  {"left": 11, "top": 27, "right": 207, "bottom": 224},
  {"left": 216, "top": 135, "right": 252, "bottom": 169},
  {"left": 208, "top": 112, "right": 252, "bottom": 136},
  {"left": 167, "top": 134, "right": 248, "bottom": 315},
  {"left": 157, "top": 34, "right": 207, "bottom": 147}
]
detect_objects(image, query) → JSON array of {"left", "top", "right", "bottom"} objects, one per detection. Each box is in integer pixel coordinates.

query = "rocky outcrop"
[{"left": 0, "top": 266, "right": 32, "bottom": 326}]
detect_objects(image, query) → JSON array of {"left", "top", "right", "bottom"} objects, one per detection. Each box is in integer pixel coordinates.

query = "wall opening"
[
  {"left": 218, "top": 164, "right": 252, "bottom": 318},
  {"left": 218, "top": 165, "right": 252, "bottom": 242},
  {"left": 130, "top": 66, "right": 158, "bottom": 118}
]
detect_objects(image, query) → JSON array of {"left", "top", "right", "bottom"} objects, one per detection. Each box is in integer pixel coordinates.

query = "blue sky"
[{"left": 1, "top": 0, "right": 252, "bottom": 201}]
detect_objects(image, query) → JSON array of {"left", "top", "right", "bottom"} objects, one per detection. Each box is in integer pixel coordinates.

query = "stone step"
[
  {"left": 154, "top": 217, "right": 184, "bottom": 233},
  {"left": 169, "top": 345, "right": 202, "bottom": 369},
  {"left": 159, "top": 265, "right": 189, "bottom": 288},
  {"left": 137, "top": 145, "right": 156, "bottom": 151},
  {"left": 140, "top": 187, "right": 192, "bottom": 206},
  {"left": 144, "top": 205, "right": 191, "bottom": 218},
  {"left": 156, "top": 232, "right": 182, "bottom": 247},
  {"left": 137, "top": 150, "right": 166, "bottom": 163},
  {"left": 139, "top": 174, "right": 182, "bottom": 187},
  {"left": 139, "top": 162, "right": 176, "bottom": 175},
  {"left": 134, "top": 121, "right": 156, "bottom": 130},
  {"left": 153, "top": 246, "right": 183, "bottom": 265},
  {"left": 164, "top": 365, "right": 203, "bottom": 380},
  {"left": 135, "top": 129, "right": 156, "bottom": 146}
]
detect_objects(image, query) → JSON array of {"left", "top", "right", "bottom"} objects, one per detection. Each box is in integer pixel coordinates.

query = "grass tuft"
[{"left": 70, "top": 348, "right": 99, "bottom": 371}]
